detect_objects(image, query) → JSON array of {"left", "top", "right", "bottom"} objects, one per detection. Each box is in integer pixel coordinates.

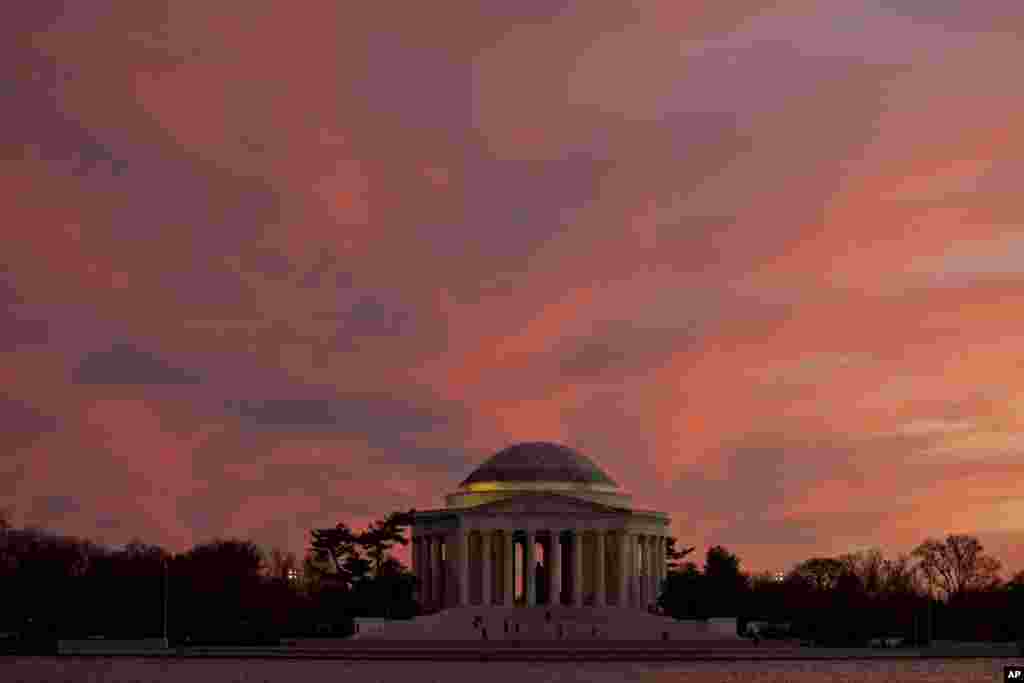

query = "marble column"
[
  {"left": 457, "top": 530, "right": 469, "bottom": 607},
  {"left": 647, "top": 536, "right": 657, "bottom": 606},
  {"left": 413, "top": 537, "right": 422, "bottom": 603},
  {"left": 630, "top": 536, "right": 638, "bottom": 606},
  {"left": 424, "top": 537, "right": 433, "bottom": 606},
  {"left": 639, "top": 535, "right": 647, "bottom": 607},
  {"left": 503, "top": 531, "right": 514, "bottom": 606},
  {"left": 430, "top": 535, "right": 442, "bottom": 609},
  {"left": 524, "top": 530, "right": 536, "bottom": 606},
  {"left": 572, "top": 530, "right": 583, "bottom": 606},
  {"left": 659, "top": 540, "right": 667, "bottom": 593},
  {"left": 618, "top": 532, "right": 629, "bottom": 607},
  {"left": 411, "top": 536, "right": 419, "bottom": 581},
  {"left": 481, "top": 531, "right": 492, "bottom": 606},
  {"left": 420, "top": 536, "right": 428, "bottom": 606},
  {"left": 550, "top": 530, "right": 562, "bottom": 606},
  {"left": 594, "top": 531, "right": 606, "bottom": 607},
  {"left": 651, "top": 536, "right": 660, "bottom": 602}
]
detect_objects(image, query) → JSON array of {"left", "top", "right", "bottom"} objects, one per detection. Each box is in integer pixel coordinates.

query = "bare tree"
[
  {"left": 749, "top": 570, "right": 779, "bottom": 589},
  {"left": 838, "top": 548, "right": 886, "bottom": 596},
  {"left": 792, "top": 557, "right": 847, "bottom": 591},
  {"left": 266, "top": 547, "right": 298, "bottom": 580},
  {"left": 911, "top": 534, "right": 1002, "bottom": 601},
  {"left": 880, "top": 553, "right": 923, "bottom": 597}
]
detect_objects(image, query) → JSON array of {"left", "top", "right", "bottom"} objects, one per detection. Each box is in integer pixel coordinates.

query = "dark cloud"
[
  {"left": 714, "top": 516, "right": 825, "bottom": 551},
  {"left": 671, "top": 433, "right": 881, "bottom": 521},
  {"left": 0, "top": 310, "right": 49, "bottom": 351},
  {"left": 0, "top": 272, "right": 50, "bottom": 351},
  {"left": 327, "top": 294, "right": 416, "bottom": 347},
  {"left": 879, "top": 0, "right": 1023, "bottom": 33},
  {"left": 559, "top": 341, "right": 633, "bottom": 379},
  {"left": 177, "top": 505, "right": 214, "bottom": 538},
  {"left": 354, "top": 32, "right": 474, "bottom": 134},
  {"left": 556, "top": 322, "right": 702, "bottom": 381},
  {"left": 231, "top": 399, "right": 338, "bottom": 429},
  {"left": 297, "top": 248, "right": 337, "bottom": 290},
  {"left": 0, "top": 398, "right": 60, "bottom": 450},
  {"left": 0, "top": 459, "right": 27, "bottom": 498},
  {"left": 237, "top": 244, "right": 295, "bottom": 282},
  {"left": 36, "top": 494, "right": 81, "bottom": 519},
  {"left": 226, "top": 393, "right": 471, "bottom": 454},
  {"left": 72, "top": 342, "right": 202, "bottom": 385},
  {"left": 458, "top": 154, "right": 616, "bottom": 266}
]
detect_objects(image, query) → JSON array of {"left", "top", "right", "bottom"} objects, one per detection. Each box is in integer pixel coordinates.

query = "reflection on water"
[{"left": 2, "top": 657, "right": 1021, "bottom": 683}]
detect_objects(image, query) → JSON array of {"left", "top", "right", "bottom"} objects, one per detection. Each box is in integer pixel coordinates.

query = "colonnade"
[{"left": 412, "top": 529, "right": 667, "bottom": 610}]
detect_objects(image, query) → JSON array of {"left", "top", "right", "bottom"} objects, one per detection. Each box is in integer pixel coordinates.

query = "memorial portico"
[{"left": 411, "top": 442, "right": 670, "bottom": 611}]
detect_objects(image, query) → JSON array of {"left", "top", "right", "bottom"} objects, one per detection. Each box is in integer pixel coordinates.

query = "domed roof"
[{"left": 460, "top": 442, "right": 618, "bottom": 487}]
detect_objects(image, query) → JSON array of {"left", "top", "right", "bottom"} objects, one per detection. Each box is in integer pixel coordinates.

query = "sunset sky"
[{"left": 5, "top": 1, "right": 1024, "bottom": 576}]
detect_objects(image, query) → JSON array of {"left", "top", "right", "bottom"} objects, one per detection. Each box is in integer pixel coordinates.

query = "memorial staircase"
[{"left": 349, "top": 606, "right": 746, "bottom": 642}]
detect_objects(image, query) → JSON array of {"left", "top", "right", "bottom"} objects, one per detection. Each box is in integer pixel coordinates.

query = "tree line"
[
  {"left": 658, "top": 533, "right": 1024, "bottom": 645},
  {"left": 3, "top": 503, "right": 1022, "bottom": 649},
  {"left": 0, "top": 508, "right": 417, "bottom": 649}
]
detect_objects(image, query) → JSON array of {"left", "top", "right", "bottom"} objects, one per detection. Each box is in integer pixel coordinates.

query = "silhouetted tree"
[
  {"left": 792, "top": 557, "right": 847, "bottom": 592},
  {"left": 7, "top": 514, "right": 1022, "bottom": 649},
  {"left": 912, "top": 534, "right": 1002, "bottom": 602},
  {"left": 171, "top": 538, "right": 268, "bottom": 642},
  {"left": 358, "top": 509, "right": 413, "bottom": 577},
  {"left": 305, "top": 511, "right": 417, "bottom": 621},
  {"left": 837, "top": 548, "right": 886, "bottom": 597},
  {"left": 880, "top": 553, "right": 923, "bottom": 597},
  {"left": 664, "top": 536, "right": 695, "bottom": 574},
  {"left": 659, "top": 560, "right": 704, "bottom": 619},
  {"left": 703, "top": 546, "right": 749, "bottom": 617},
  {"left": 309, "top": 523, "right": 369, "bottom": 591},
  {"left": 266, "top": 547, "right": 299, "bottom": 581}
]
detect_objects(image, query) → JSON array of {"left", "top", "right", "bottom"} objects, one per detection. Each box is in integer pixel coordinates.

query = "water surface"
[{"left": 3, "top": 657, "right": 1021, "bottom": 682}]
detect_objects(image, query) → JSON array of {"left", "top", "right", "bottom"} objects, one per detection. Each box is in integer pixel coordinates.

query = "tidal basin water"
[{"left": 3, "top": 657, "right": 1021, "bottom": 683}]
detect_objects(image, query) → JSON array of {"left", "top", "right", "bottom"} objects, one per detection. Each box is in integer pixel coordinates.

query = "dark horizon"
[{"left": 3, "top": 509, "right": 1022, "bottom": 651}]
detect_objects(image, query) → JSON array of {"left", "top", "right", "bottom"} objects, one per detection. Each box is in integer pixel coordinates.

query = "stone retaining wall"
[{"left": 58, "top": 638, "right": 169, "bottom": 654}]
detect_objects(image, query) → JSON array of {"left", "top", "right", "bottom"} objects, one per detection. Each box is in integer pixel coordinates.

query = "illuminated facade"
[{"left": 411, "top": 442, "right": 670, "bottom": 611}]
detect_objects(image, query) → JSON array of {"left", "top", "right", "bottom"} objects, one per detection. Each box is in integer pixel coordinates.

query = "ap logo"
[{"left": 1006, "top": 667, "right": 1024, "bottom": 680}]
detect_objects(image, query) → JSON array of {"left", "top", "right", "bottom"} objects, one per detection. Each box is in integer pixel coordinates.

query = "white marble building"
[{"left": 411, "top": 442, "right": 670, "bottom": 611}]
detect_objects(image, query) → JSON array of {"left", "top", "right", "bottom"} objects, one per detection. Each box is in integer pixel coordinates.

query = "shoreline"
[{"left": 34, "top": 642, "right": 1023, "bottom": 662}]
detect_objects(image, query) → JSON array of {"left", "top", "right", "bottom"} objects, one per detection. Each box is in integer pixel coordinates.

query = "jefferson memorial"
[{"left": 411, "top": 442, "right": 670, "bottom": 610}]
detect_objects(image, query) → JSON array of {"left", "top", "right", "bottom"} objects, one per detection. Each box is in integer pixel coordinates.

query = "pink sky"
[{"left": 4, "top": 1, "right": 1024, "bottom": 576}]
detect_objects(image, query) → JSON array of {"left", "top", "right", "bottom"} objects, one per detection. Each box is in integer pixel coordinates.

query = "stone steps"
[{"left": 352, "top": 608, "right": 743, "bottom": 642}]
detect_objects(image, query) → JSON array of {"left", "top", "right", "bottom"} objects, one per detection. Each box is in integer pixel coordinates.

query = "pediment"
[{"left": 461, "top": 492, "right": 628, "bottom": 516}]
